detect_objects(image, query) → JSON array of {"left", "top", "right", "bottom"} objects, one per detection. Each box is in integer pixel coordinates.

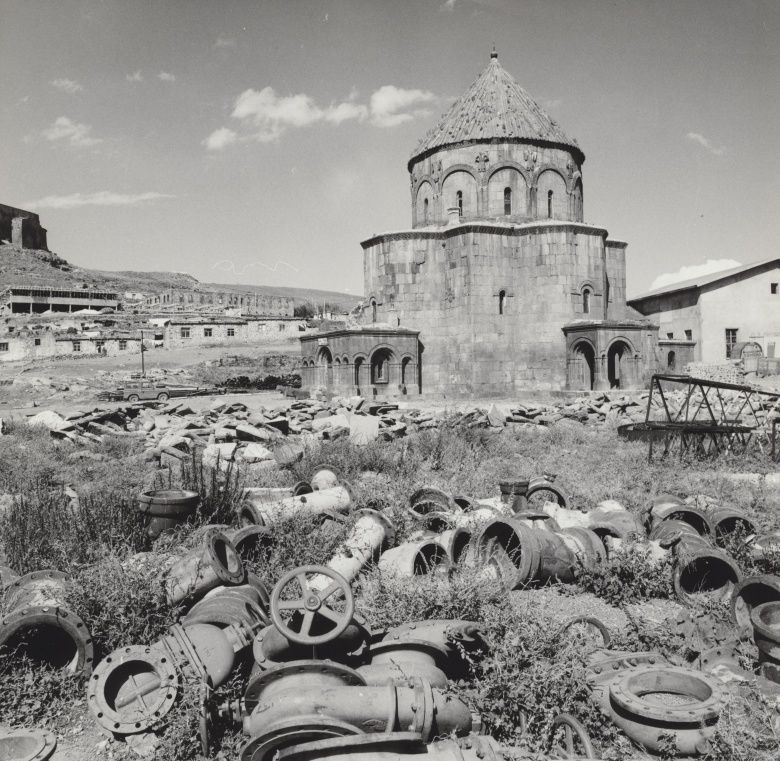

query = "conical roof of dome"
[{"left": 409, "top": 51, "right": 582, "bottom": 168}]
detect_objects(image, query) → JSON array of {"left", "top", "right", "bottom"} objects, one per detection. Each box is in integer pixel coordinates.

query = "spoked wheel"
[
  {"left": 270, "top": 565, "right": 354, "bottom": 646},
  {"left": 549, "top": 713, "right": 596, "bottom": 759}
]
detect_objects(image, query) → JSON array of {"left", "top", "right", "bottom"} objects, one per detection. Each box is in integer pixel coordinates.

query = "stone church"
[{"left": 300, "top": 51, "right": 658, "bottom": 396}]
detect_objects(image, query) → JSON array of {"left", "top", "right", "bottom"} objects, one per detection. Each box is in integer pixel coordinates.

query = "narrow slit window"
[
  {"left": 504, "top": 187, "right": 512, "bottom": 215},
  {"left": 582, "top": 288, "right": 591, "bottom": 314},
  {"left": 423, "top": 198, "right": 429, "bottom": 223},
  {"left": 547, "top": 190, "right": 553, "bottom": 218},
  {"left": 456, "top": 190, "right": 463, "bottom": 216},
  {"left": 498, "top": 290, "right": 506, "bottom": 315}
]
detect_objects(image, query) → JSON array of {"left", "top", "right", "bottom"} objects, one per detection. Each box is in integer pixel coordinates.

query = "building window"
[
  {"left": 725, "top": 328, "right": 738, "bottom": 358},
  {"left": 423, "top": 198, "right": 429, "bottom": 223},
  {"left": 685, "top": 329, "right": 692, "bottom": 341},
  {"left": 204, "top": 328, "right": 213, "bottom": 338},
  {"left": 456, "top": 190, "right": 463, "bottom": 216},
  {"left": 227, "top": 328, "right": 235, "bottom": 337},
  {"left": 667, "top": 350, "right": 676, "bottom": 371},
  {"left": 72, "top": 341, "right": 81, "bottom": 352},
  {"left": 95, "top": 340, "right": 105, "bottom": 352},
  {"left": 180, "top": 327, "right": 190, "bottom": 339},
  {"left": 547, "top": 190, "right": 553, "bottom": 218},
  {"left": 504, "top": 187, "right": 512, "bottom": 215},
  {"left": 34, "top": 338, "right": 41, "bottom": 346},
  {"left": 498, "top": 290, "right": 506, "bottom": 315},
  {"left": 582, "top": 288, "right": 591, "bottom": 314},
  {"left": 772, "top": 283, "right": 778, "bottom": 294},
  {"left": 371, "top": 301, "right": 377, "bottom": 323},
  {"left": 279, "top": 323, "right": 285, "bottom": 331},
  {"left": 118, "top": 340, "right": 127, "bottom": 350},
  {"left": 666, "top": 332, "right": 673, "bottom": 339},
  {"left": 0, "top": 343, "right": 8, "bottom": 352}
]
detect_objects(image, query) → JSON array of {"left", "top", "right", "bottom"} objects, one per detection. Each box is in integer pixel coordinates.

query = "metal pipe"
[
  {"left": 378, "top": 540, "right": 452, "bottom": 578},
  {"left": 240, "top": 486, "right": 353, "bottom": 527}
]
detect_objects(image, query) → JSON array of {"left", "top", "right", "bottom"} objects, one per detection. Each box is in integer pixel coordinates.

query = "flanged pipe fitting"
[
  {"left": 310, "top": 465, "right": 343, "bottom": 491},
  {"left": 731, "top": 575, "right": 780, "bottom": 631},
  {"left": 357, "top": 639, "right": 450, "bottom": 687},
  {"left": 669, "top": 534, "right": 741, "bottom": 605},
  {"left": 240, "top": 486, "right": 354, "bottom": 528},
  {"left": 0, "top": 569, "right": 94, "bottom": 675},
  {"left": 242, "top": 663, "right": 472, "bottom": 743},
  {"left": 0, "top": 726, "right": 58, "bottom": 761},
  {"left": 498, "top": 479, "right": 529, "bottom": 512},
  {"left": 378, "top": 540, "right": 452, "bottom": 578},
  {"left": 605, "top": 665, "right": 726, "bottom": 755},
  {"left": 183, "top": 584, "right": 269, "bottom": 631},
  {"left": 165, "top": 530, "right": 245, "bottom": 605},
  {"left": 137, "top": 489, "right": 200, "bottom": 540},
  {"left": 750, "top": 600, "right": 780, "bottom": 674},
  {"left": 706, "top": 507, "right": 757, "bottom": 546}
]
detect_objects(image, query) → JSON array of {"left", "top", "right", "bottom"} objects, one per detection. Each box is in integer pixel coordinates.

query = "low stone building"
[
  {"left": 628, "top": 257, "right": 780, "bottom": 368},
  {"left": 145, "top": 288, "right": 294, "bottom": 317},
  {"left": 0, "top": 284, "right": 119, "bottom": 315},
  {"left": 0, "top": 204, "right": 48, "bottom": 251},
  {"left": 0, "top": 330, "right": 56, "bottom": 362},
  {"left": 163, "top": 317, "right": 303, "bottom": 349},
  {"left": 299, "top": 327, "right": 420, "bottom": 396},
  {"left": 54, "top": 334, "right": 143, "bottom": 357},
  {"left": 302, "top": 51, "right": 658, "bottom": 397}
]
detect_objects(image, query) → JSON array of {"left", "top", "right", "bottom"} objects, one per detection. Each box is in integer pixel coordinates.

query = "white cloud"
[
  {"left": 51, "top": 78, "right": 83, "bottom": 94},
  {"left": 214, "top": 35, "right": 236, "bottom": 48},
  {"left": 206, "top": 83, "right": 438, "bottom": 148},
  {"left": 42, "top": 116, "right": 100, "bottom": 147},
  {"left": 203, "top": 127, "right": 238, "bottom": 151},
  {"left": 650, "top": 259, "right": 742, "bottom": 291},
  {"left": 158, "top": 71, "right": 176, "bottom": 82},
  {"left": 126, "top": 70, "right": 143, "bottom": 83},
  {"left": 686, "top": 131, "right": 725, "bottom": 156},
  {"left": 25, "top": 191, "right": 175, "bottom": 210},
  {"left": 369, "top": 85, "right": 436, "bottom": 127},
  {"left": 440, "top": 0, "right": 458, "bottom": 10}
]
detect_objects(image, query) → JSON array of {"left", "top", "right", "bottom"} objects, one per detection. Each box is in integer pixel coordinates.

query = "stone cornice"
[
  {"left": 361, "top": 220, "right": 610, "bottom": 249},
  {"left": 300, "top": 327, "right": 420, "bottom": 342}
]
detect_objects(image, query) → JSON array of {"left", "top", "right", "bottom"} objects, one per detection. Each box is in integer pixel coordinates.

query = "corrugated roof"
[
  {"left": 629, "top": 257, "right": 780, "bottom": 302},
  {"left": 410, "top": 51, "right": 580, "bottom": 165}
]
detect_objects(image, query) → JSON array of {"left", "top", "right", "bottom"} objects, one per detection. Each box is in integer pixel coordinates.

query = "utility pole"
[{"left": 140, "top": 329, "right": 145, "bottom": 376}]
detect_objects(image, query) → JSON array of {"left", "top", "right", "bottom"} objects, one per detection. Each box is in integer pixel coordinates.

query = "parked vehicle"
[{"left": 99, "top": 382, "right": 223, "bottom": 402}]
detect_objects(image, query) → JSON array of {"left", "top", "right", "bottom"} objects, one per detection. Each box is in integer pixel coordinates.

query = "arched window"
[
  {"left": 423, "top": 198, "right": 429, "bottom": 223},
  {"left": 547, "top": 190, "right": 553, "bottom": 218},
  {"left": 582, "top": 288, "right": 591, "bottom": 314},
  {"left": 667, "top": 350, "right": 676, "bottom": 371},
  {"left": 456, "top": 190, "right": 463, "bottom": 216},
  {"left": 503, "top": 187, "right": 512, "bottom": 215},
  {"left": 498, "top": 290, "right": 506, "bottom": 315},
  {"left": 371, "top": 301, "right": 377, "bottom": 323}
]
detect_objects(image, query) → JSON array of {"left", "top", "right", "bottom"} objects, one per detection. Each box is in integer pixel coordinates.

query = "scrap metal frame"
[{"left": 643, "top": 374, "right": 779, "bottom": 460}]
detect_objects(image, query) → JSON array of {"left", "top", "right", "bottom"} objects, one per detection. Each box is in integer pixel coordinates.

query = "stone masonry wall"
[{"left": 363, "top": 221, "right": 617, "bottom": 395}]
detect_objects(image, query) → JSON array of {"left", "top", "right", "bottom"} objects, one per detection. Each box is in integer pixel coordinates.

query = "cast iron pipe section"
[
  {"left": 0, "top": 569, "right": 94, "bottom": 675},
  {"left": 240, "top": 486, "right": 353, "bottom": 527}
]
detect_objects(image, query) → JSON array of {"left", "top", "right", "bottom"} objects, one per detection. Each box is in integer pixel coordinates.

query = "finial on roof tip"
[{"left": 490, "top": 45, "right": 498, "bottom": 59}]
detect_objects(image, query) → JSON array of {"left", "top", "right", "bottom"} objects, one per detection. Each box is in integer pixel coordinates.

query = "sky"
[{"left": 1, "top": 0, "right": 779, "bottom": 299}]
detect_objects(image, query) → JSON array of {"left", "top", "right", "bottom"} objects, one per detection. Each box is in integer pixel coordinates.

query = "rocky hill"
[{"left": 0, "top": 244, "right": 357, "bottom": 310}]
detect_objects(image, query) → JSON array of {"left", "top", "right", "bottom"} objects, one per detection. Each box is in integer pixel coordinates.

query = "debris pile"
[{"left": 2, "top": 461, "right": 780, "bottom": 759}]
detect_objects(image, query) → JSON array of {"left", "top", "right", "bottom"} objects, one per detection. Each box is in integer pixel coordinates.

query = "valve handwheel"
[{"left": 270, "top": 565, "right": 354, "bottom": 646}]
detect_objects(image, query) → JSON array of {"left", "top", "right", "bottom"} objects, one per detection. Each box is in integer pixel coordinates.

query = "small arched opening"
[
  {"left": 354, "top": 356, "right": 365, "bottom": 388},
  {"left": 370, "top": 300, "right": 377, "bottom": 323},
  {"left": 316, "top": 346, "right": 334, "bottom": 388},
  {"left": 503, "top": 187, "right": 512, "bottom": 215},
  {"left": 607, "top": 340, "right": 633, "bottom": 389},
  {"left": 423, "top": 198, "right": 429, "bottom": 224},
  {"left": 498, "top": 289, "right": 506, "bottom": 315},
  {"left": 370, "top": 348, "right": 394, "bottom": 385},
  {"left": 667, "top": 350, "right": 676, "bottom": 371},
  {"left": 401, "top": 356, "right": 413, "bottom": 387},
  {"left": 570, "top": 341, "right": 595, "bottom": 391},
  {"left": 583, "top": 288, "right": 591, "bottom": 315},
  {"left": 456, "top": 190, "right": 463, "bottom": 217},
  {"left": 547, "top": 190, "right": 553, "bottom": 219}
]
